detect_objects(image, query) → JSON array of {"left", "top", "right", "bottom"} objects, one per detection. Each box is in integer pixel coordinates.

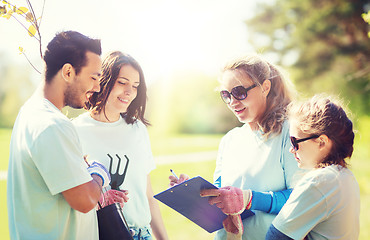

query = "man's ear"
[
  {"left": 61, "top": 63, "right": 75, "bottom": 82},
  {"left": 262, "top": 79, "right": 271, "bottom": 97}
]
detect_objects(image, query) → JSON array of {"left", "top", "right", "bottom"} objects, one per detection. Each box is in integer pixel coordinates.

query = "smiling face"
[
  {"left": 220, "top": 70, "right": 269, "bottom": 129},
  {"left": 64, "top": 51, "right": 102, "bottom": 109},
  {"left": 102, "top": 64, "right": 140, "bottom": 121}
]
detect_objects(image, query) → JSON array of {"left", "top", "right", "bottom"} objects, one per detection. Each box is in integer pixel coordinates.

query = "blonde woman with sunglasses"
[
  {"left": 170, "top": 54, "right": 303, "bottom": 240},
  {"left": 266, "top": 95, "right": 360, "bottom": 240}
]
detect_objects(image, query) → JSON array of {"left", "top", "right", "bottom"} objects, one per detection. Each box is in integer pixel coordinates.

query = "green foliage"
[
  {"left": 0, "top": 58, "right": 35, "bottom": 128},
  {"left": 362, "top": 10, "right": 370, "bottom": 38},
  {"left": 247, "top": 0, "right": 370, "bottom": 116},
  {"left": 0, "top": 128, "right": 11, "bottom": 170},
  {"left": 147, "top": 71, "right": 241, "bottom": 135}
]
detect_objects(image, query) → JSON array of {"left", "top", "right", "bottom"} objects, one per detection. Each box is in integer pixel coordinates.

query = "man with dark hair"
[{"left": 7, "top": 31, "right": 110, "bottom": 240}]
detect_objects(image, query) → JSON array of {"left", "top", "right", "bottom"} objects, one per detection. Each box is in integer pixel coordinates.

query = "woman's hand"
[
  {"left": 223, "top": 215, "right": 243, "bottom": 240},
  {"left": 168, "top": 173, "right": 190, "bottom": 187},
  {"left": 200, "top": 186, "right": 252, "bottom": 215},
  {"left": 100, "top": 189, "right": 129, "bottom": 208}
]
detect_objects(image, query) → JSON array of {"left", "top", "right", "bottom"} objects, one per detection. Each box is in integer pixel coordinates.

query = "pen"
[{"left": 170, "top": 169, "right": 179, "bottom": 180}]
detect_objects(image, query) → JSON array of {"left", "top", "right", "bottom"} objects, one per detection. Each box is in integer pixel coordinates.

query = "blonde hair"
[
  {"left": 222, "top": 54, "right": 295, "bottom": 138},
  {"left": 288, "top": 94, "right": 354, "bottom": 168}
]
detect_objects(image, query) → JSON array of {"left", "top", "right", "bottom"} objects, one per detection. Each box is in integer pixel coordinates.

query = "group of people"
[{"left": 7, "top": 30, "right": 360, "bottom": 240}]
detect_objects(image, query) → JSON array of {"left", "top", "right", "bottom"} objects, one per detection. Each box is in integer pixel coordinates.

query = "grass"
[
  {"left": 151, "top": 160, "right": 217, "bottom": 239},
  {"left": 1, "top": 121, "right": 370, "bottom": 239},
  {"left": 149, "top": 133, "right": 223, "bottom": 156}
]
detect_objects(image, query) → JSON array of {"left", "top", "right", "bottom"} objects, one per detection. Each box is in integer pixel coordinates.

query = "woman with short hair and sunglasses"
[
  {"left": 170, "top": 54, "right": 303, "bottom": 239},
  {"left": 266, "top": 95, "right": 360, "bottom": 240},
  {"left": 73, "top": 51, "right": 168, "bottom": 240}
]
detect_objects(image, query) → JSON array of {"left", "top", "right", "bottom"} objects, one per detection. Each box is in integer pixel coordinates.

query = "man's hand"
[
  {"left": 87, "top": 161, "right": 111, "bottom": 188},
  {"left": 223, "top": 215, "right": 243, "bottom": 240},
  {"left": 100, "top": 189, "right": 129, "bottom": 208},
  {"left": 168, "top": 173, "right": 189, "bottom": 187},
  {"left": 200, "top": 186, "right": 252, "bottom": 215}
]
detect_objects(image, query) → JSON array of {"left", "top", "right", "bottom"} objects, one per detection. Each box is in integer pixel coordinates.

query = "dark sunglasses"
[
  {"left": 290, "top": 135, "right": 320, "bottom": 151},
  {"left": 220, "top": 84, "right": 257, "bottom": 104}
]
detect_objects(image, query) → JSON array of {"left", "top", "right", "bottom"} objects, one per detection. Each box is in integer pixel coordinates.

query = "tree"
[
  {"left": 1, "top": 0, "right": 45, "bottom": 73},
  {"left": 147, "top": 71, "right": 241, "bottom": 135},
  {"left": 0, "top": 0, "right": 44, "bottom": 127},
  {"left": 246, "top": 0, "right": 370, "bottom": 115}
]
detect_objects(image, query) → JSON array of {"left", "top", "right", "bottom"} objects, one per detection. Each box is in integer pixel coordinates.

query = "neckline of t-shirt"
[
  {"left": 43, "top": 98, "right": 64, "bottom": 115},
  {"left": 86, "top": 112, "right": 124, "bottom": 127},
  {"left": 242, "top": 123, "right": 264, "bottom": 136}
]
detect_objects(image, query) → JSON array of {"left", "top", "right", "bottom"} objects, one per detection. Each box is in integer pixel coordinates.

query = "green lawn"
[{"left": 1, "top": 122, "right": 370, "bottom": 239}]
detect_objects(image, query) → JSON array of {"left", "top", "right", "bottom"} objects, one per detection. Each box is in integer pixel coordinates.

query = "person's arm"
[
  {"left": 251, "top": 189, "right": 292, "bottom": 214},
  {"left": 147, "top": 175, "right": 169, "bottom": 240},
  {"left": 62, "top": 174, "right": 103, "bottom": 213},
  {"left": 201, "top": 188, "right": 292, "bottom": 215},
  {"left": 62, "top": 161, "right": 111, "bottom": 213},
  {"left": 265, "top": 224, "right": 293, "bottom": 240}
]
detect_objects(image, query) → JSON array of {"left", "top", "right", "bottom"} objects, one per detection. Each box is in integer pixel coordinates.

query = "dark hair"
[
  {"left": 87, "top": 51, "right": 150, "bottom": 126},
  {"left": 43, "top": 31, "right": 102, "bottom": 82},
  {"left": 289, "top": 95, "right": 354, "bottom": 168},
  {"left": 222, "top": 54, "right": 295, "bottom": 138}
]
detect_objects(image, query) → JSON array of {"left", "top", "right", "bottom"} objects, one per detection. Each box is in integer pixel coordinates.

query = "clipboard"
[{"left": 154, "top": 176, "right": 254, "bottom": 233}]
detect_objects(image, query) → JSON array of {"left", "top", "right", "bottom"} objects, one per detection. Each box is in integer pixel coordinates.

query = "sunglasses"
[
  {"left": 220, "top": 84, "right": 257, "bottom": 104},
  {"left": 290, "top": 135, "right": 320, "bottom": 151}
]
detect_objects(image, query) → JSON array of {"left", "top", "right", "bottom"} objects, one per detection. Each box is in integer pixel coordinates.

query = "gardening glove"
[
  {"left": 87, "top": 161, "right": 111, "bottom": 188},
  {"left": 169, "top": 173, "right": 190, "bottom": 187},
  {"left": 100, "top": 189, "right": 129, "bottom": 208},
  {"left": 200, "top": 186, "right": 252, "bottom": 215},
  {"left": 223, "top": 215, "right": 243, "bottom": 240}
]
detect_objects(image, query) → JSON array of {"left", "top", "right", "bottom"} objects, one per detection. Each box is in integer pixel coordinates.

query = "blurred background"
[{"left": 1, "top": 0, "right": 369, "bottom": 239}]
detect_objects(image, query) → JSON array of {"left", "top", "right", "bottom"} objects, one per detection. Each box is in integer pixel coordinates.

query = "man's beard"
[{"left": 64, "top": 80, "right": 85, "bottom": 109}]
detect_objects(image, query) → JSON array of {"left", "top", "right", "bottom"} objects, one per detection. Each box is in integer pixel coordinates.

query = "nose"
[
  {"left": 289, "top": 146, "right": 295, "bottom": 154},
  {"left": 124, "top": 87, "right": 133, "bottom": 96},
  {"left": 229, "top": 95, "right": 239, "bottom": 106},
  {"left": 93, "top": 80, "right": 100, "bottom": 93}
]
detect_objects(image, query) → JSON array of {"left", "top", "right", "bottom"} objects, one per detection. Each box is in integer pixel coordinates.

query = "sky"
[{"left": 1, "top": 0, "right": 259, "bottom": 85}]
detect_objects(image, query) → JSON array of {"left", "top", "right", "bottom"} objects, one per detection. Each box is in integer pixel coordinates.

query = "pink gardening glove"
[
  {"left": 99, "top": 189, "right": 129, "bottom": 208},
  {"left": 223, "top": 215, "right": 243, "bottom": 240},
  {"left": 200, "top": 186, "right": 252, "bottom": 215},
  {"left": 168, "top": 173, "right": 190, "bottom": 187}
]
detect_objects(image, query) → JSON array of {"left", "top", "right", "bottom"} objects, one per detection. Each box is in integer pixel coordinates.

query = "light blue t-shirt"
[
  {"left": 273, "top": 165, "right": 360, "bottom": 240},
  {"left": 213, "top": 121, "right": 302, "bottom": 240},
  {"left": 7, "top": 92, "right": 97, "bottom": 240}
]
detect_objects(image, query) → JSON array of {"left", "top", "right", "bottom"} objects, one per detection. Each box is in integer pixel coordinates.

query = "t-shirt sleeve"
[
  {"left": 266, "top": 224, "right": 294, "bottom": 240},
  {"left": 272, "top": 177, "right": 328, "bottom": 239},
  {"left": 31, "top": 121, "right": 92, "bottom": 195}
]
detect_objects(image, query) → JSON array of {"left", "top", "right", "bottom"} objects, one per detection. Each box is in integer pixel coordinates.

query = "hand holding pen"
[{"left": 168, "top": 169, "right": 190, "bottom": 187}]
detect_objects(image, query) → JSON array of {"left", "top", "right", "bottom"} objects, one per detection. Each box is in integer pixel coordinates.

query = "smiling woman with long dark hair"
[{"left": 73, "top": 51, "right": 168, "bottom": 240}]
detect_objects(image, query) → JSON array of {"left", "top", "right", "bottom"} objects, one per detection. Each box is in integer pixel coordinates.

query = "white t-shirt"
[
  {"left": 72, "top": 112, "right": 156, "bottom": 228},
  {"left": 214, "top": 121, "right": 303, "bottom": 240},
  {"left": 7, "top": 91, "right": 98, "bottom": 240},
  {"left": 273, "top": 165, "right": 360, "bottom": 240}
]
